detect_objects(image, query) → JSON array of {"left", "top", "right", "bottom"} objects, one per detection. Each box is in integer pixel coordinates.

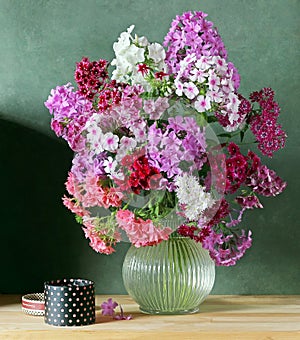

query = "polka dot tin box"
[{"left": 44, "top": 278, "right": 95, "bottom": 326}]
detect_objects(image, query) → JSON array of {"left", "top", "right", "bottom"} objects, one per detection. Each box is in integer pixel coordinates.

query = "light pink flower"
[
  {"left": 62, "top": 196, "right": 90, "bottom": 217},
  {"left": 208, "top": 72, "right": 220, "bottom": 91},
  {"left": 116, "top": 210, "right": 172, "bottom": 247},
  {"left": 194, "top": 95, "right": 211, "bottom": 112},
  {"left": 183, "top": 82, "right": 199, "bottom": 99},
  {"left": 143, "top": 97, "right": 169, "bottom": 120},
  {"left": 175, "top": 80, "right": 184, "bottom": 96},
  {"left": 102, "top": 132, "right": 119, "bottom": 151}
]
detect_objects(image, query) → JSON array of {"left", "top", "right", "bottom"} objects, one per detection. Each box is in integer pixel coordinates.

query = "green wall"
[{"left": 0, "top": 0, "right": 299, "bottom": 294}]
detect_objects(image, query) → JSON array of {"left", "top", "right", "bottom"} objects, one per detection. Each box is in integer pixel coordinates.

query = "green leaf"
[
  {"left": 217, "top": 133, "right": 232, "bottom": 138},
  {"left": 207, "top": 115, "right": 218, "bottom": 123},
  {"left": 240, "top": 130, "right": 245, "bottom": 142},
  {"left": 195, "top": 113, "right": 207, "bottom": 126},
  {"left": 75, "top": 215, "right": 83, "bottom": 224}
]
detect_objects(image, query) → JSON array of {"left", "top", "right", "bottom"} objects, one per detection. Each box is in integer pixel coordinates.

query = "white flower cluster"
[
  {"left": 175, "top": 173, "right": 215, "bottom": 221},
  {"left": 175, "top": 54, "right": 243, "bottom": 132},
  {"left": 111, "top": 25, "right": 167, "bottom": 90}
]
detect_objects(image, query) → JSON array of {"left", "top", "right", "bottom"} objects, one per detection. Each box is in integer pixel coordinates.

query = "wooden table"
[{"left": 0, "top": 294, "right": 299, "bottom": 339}]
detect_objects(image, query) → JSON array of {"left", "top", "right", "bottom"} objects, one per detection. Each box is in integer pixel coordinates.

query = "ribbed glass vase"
[{"left": 122, "top": 236, "right": 215, "bottom": 315}]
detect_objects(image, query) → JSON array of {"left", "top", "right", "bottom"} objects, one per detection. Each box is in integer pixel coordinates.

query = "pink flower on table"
[
  {"left": 100, "top": 298, "right": 132, "bottom": 320},
  {"left": 114, "top": 307, "right": 132, "bottom": 320},
  {"left": 101, "top": 298, "right": 118, "bottom": 316}
]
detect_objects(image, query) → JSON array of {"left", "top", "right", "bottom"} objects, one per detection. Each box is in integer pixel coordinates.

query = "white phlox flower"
[
  {"left": 148, "top": 42, "right": 166, "bottom": 63},
  {"left": 112, "top": 25, "right": 135, "bottom": 55},
  {"left": 102, "top": 132, "right": 119, "bottom": 152},
  {"left": 182, "top": 82, "right": 199, "bottom": 100},
  {"left": 194, "top": 95, "right": 211, "bottom": 112},
  {"left": 175, "top": 173, "right": 215, "bottom": 221}
]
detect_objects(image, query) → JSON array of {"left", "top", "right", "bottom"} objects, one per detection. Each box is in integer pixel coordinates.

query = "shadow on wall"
[{"left": 0, "top": 119, "right": 129, "bottom": 294}]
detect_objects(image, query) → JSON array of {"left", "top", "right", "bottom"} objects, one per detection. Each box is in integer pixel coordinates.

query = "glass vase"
[{"left": 122, "top": 236, "right": 215, "bottom": 315}]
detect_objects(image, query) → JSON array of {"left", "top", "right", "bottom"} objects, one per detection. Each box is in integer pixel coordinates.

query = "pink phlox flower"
[
  {"left": 199, "top": 226, "right": 252, "bottom": 266},
  {"left": 194, "top": 95, "right": 211, "bottom": 112},
  {"left": 82, "top": 217, "right": 120, "bottom": 254},
  {"left": 208, "top": 72, "right": 220, "bottom": 92},
  {"left": 236, "top": 195, "right": 263, "bottom": 209},
  {"left": 246, "top": 165, "right": 287, "bottom": 197},
  {"left": 62, "top": 196, "right": 90, "bottom": 218},
  {"left": 175, "top": 79, "right": 184, "bottom": 96},
  {"left": 163, "top": 11, "right": 231, "bottom": 75},
  {"left": 101, "top": 298, "right": 118, "bottom": 316},
  {"left": 213, "top": 56, "right": 228, "bottom": 74},
  {"left": 116, "top": 210, "right": 172, "bottom": 247},
  {"left": 100, "top": 299, "right": 132, "bottom": 320},
  {"left": 101, "top": 187, "right": 123, "bottom": 208},
  {"left": 69, "top": 171, "right": 122, "bottom": 209},
  {"left": 44, "top": 83, "right": 94, "bottom": 150},
  {"left": 147, "top": 116, "right": 207, "bottom": 179},
  {"left": 113, "top": 305, "right": 132, "bottom": 320},
  {"left": 226, "top": 93, "right": 240, "bottom": 117},
  {"left": 189, "top": 67, "right": 207, "bottom": 83},
  {"left": 81, "top": 173, "right": 105, "bottom": 207},
  {"left": 65, "top": 171, "right": 80, "bottom": 196},
  {"left": 183, "top": 81, "right": 199, "bottom": 99},
  {"left": 103, "top": 156, "right": 117, "bottom": 175},
  {"left": 102, "top": 132, "right": 119, "bottom": 152},
  {"left": 143, "top": 97, "right": 169, "bottom": 120}
]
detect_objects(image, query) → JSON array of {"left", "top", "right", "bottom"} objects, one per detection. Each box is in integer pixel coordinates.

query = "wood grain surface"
[{"left": 0, "top": 295, "right": 299, "bottom": 339}]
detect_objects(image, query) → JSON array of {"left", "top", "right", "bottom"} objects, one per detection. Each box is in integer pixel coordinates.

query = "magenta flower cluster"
[
  {"left": 44, "top": 83, "right": 94, "bottom": 151},
  {"left": 247, "top": 165, "right": 287, "bottom": 197},
  {"left": 75, "top": 57, "right": 108, "bottom": 100},
  {"left": 249, "top": 88, "right": 286, "bottom": 157}
]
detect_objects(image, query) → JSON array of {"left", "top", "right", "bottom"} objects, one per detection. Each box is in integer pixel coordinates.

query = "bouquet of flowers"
[{"left": 45, "top": 11, "right": 287, "bottom": 266}]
